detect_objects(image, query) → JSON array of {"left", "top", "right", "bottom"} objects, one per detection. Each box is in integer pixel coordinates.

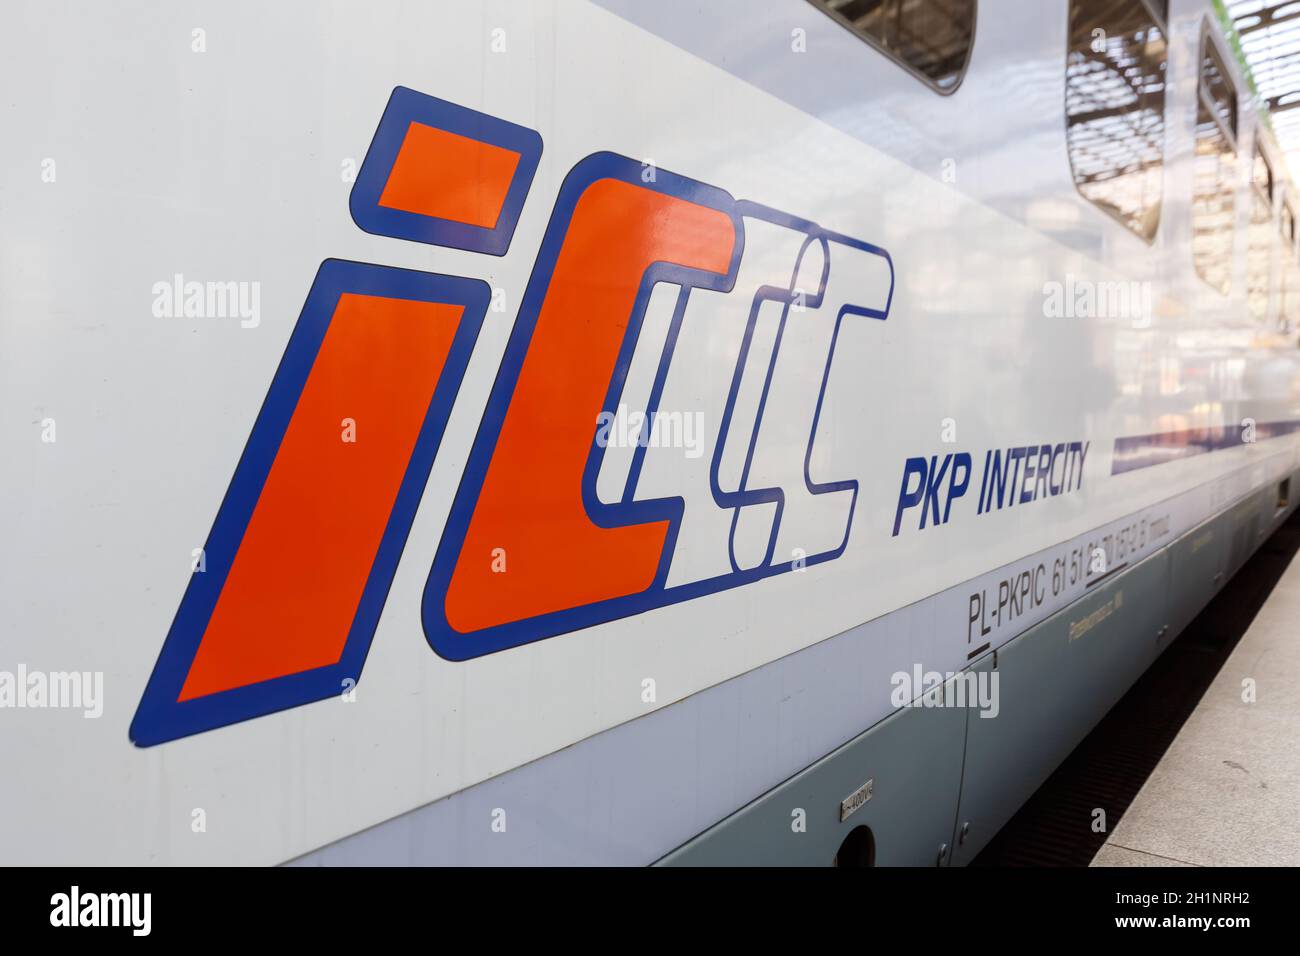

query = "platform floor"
[{"left": 1092, "top": 548, "right": 1300, "bottom": 867}]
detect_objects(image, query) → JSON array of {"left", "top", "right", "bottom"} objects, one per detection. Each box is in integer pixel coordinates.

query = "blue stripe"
[{"left": 1111, "top": 421, "right": 1300, "bottom": 474}]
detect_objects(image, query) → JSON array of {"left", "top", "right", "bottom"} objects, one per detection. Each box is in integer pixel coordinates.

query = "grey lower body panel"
[
  {"left": 657, "top": 673, "right": 968, "bottom": 866},
  {"left": 665, "top": 478, "right": 1295, "bottom": 867}
]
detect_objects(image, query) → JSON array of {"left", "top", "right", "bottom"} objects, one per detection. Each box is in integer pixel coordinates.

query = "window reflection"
[
  {"left": 811, "top": 0, "right": 976, "bottom": 93},
  {"left": 1065, "top": 0, "right": 1168, "bottom": 242}
]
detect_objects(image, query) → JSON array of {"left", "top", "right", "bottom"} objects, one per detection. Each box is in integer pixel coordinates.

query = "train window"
[
  {"left": 805, "top": 0, "right": 976, "bottom": 94},
  {"left": 1248, "top": 145, "right": 1274, "bottom": 322},
  {"left": 1065, "top": 0, "right": 1169, "bottom": 242},
  {"left": 1191, "top": 30, "right": 1238, "bottom": 295}
]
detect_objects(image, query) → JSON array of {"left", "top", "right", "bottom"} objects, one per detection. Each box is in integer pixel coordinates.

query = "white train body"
[{"left": 2, "top": 0, "right": 1297, "bottom": 865}]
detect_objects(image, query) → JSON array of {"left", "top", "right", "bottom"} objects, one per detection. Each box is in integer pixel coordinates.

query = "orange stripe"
[
  {"left": 179, "top": 294, "right": 463, "bottom": 700},
  {"left": 378, "top": 121, "right": 520, "bottom": 228},
  {"left": 444, "top": 178, "right": 735, "bottom": 633}
]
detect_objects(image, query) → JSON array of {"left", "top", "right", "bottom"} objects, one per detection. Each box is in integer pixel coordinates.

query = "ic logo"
[{"left": 132, "top": 86, "right": 894, "bottom": 745}]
